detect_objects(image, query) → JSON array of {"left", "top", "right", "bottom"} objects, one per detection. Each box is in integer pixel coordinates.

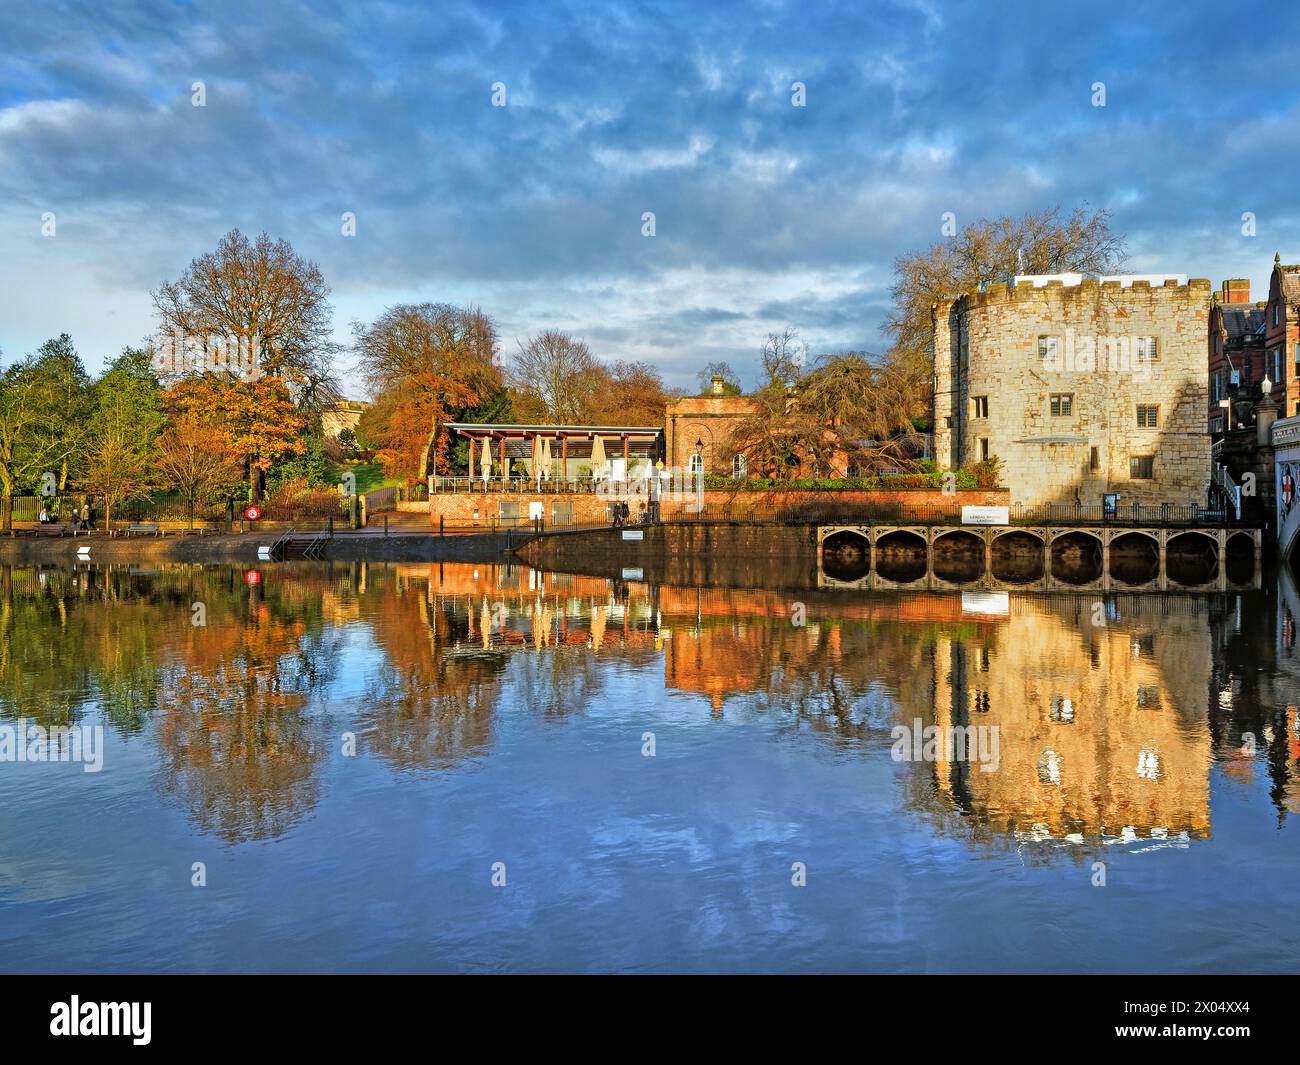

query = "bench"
[
  {"left": 10, "top": 524, "right": 71, "bottom": 538},
  {"left": 119, "top": 523, "right": 163, "bottom": 538}
]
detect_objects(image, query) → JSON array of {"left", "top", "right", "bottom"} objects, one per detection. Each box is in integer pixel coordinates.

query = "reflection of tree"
[
  {"left": 0, "top": 564, "right": 342, "bottom": 843},
  {"left": 508, "top": 644, "right": 607, "bottom": 720},
  {"left": 360, "top": 585, "right": 507, "bottom": 769},
  {"left": 155, "top": 600, "right": 335, "bottom": 843}
]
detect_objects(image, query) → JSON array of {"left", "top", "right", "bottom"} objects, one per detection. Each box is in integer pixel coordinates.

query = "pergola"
[{"left": 444, "top": 423, "right": 665, "bottom": 480}]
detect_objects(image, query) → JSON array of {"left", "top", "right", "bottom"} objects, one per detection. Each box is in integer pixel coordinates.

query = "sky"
[{"left": 1, "top": 0, "right": 1298, "bottom": 397}]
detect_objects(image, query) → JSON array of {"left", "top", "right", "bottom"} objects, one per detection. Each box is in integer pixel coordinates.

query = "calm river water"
[{"left": 1, "top": 560, "right": 1297, "bottom": 973}]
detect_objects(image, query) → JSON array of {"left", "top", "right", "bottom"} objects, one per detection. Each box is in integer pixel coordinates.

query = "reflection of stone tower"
[{"left": 922, "top": 595, "right": 1212, "bottom": 840}]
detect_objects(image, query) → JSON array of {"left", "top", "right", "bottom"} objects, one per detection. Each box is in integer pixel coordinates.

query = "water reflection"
[
  {"left": 5, "top": 559, "right": 1300, "bottom": 971},
  {"left": 1, "top": 560, "right": 1298, "bottom": 851}
]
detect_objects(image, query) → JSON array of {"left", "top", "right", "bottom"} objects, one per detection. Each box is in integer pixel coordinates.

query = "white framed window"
[
  {"left": 1037, "top": 335, "right": 1059, "bottom": 361},
  {"left": 731, "top": 454, "right": 747, "bottom": 479},
  {"left": 972, "top": 395, "right": 989, "bottom": 418},
  {"left": 688, "top": 453, "right": 704, "bottom": 474},
  {"left": 1135, "top": 336, "right": 1159, "bottom": 360}
]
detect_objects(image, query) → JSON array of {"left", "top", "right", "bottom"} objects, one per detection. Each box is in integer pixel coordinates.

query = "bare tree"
[
  {"left": 353, "top": 303, "right": 499, "bottom": 396},
  {"left": 760, "top": 327, "right": 805, "bottom": 389},
  {"left": 695, "top": 360, "right": 741, "bottom": 395},
  {"left": 510, "top": 330, "right": 603, "bottom": 423},
  {"left": 888, "top": 205, "right": 1127, "bottom": 381},
  {"left": 729, "top": 352, "right": 924, "bottom": 478},
  {"left": 152, "top": 229, "right": 340, "bottom": 411}
]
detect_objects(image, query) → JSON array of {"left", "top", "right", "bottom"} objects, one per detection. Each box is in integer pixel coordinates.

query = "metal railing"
[
  {"left": 430, "top": 476, "right": 616, "bottom": 495},
  {"left": 660, "top": 499, "right": 1240, "bottom": 527}
]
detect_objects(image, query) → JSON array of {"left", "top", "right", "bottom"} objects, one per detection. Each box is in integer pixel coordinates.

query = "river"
[{"left": 0, "top": 560, "right": 1296, "bottom": 973}]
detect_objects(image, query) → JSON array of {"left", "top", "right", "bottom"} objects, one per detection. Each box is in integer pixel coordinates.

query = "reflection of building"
[
  {"left": 933, "top": 274, "right": 1211, "bottom": 508},
  {"left": 920, "top": 595, "right": 1212, "bottom": 840}
]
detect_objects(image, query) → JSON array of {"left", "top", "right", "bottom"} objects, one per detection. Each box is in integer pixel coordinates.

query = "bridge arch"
[
  {"left": 931, "top": 529, "right": 985, "bottom": 583},
  {"left": 1166, "top": 531, "right": 1219, "bottom": 587},
  {"left": 1225, "top": 531, "right": 1256, "bottom": 584},
  {"left": 821, "top": 528, "right": 871, "bottom": 582},
  {"left": 991, "top": 529, "right": 1044, "bottom": 583},
  {"left": 1108, "top": 531, "right": 1159, "bottom": 586},
  {"left": 873, "top": 529, "right": 927, "bottom": 584},
  {"left": 1050, "top": 530, "right": 1103, "bottom": 585}
]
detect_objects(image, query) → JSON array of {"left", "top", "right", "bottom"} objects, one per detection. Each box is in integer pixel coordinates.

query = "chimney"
[
  {"left": 710, "top": 374, "right": 724, "bottom": 395},
  {"left": 1221, "top": 279, "right": 1251, "bottom": 304}
]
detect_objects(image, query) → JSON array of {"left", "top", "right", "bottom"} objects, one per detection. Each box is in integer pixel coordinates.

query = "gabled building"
[
  {"left": 1262, "top": 253, "right": 1300, "bottom": 418},
  {"left": 1207, "top": 280, "right": 1265, "bottom": 434}
]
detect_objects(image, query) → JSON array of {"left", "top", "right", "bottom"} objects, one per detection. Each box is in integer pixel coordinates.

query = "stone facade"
[{"left": 933, "top": 276, "right": 1212, "bottom": 508}]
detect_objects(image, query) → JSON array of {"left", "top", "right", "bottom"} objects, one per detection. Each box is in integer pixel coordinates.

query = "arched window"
[
  {"left": 732, "top": 454, "right": 747, "bottom": 479},
  {"left": 688, "top": 452, "right": 704, "bottom": 474}
]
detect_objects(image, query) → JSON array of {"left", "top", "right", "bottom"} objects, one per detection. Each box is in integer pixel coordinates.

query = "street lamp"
[{"left": 1219, "top": 398, "right": 1231, "bottom": 431}]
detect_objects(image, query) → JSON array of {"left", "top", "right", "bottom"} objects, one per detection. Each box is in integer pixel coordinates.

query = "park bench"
[
  {"left": 119, "top": 523, "right": 163, "bottom": 538},
  {"left": 11, "top": 524, "right": 71, "bottom": 538}
]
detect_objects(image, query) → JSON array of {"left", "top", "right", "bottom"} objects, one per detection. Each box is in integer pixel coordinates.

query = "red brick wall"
[{"left": 429, "top": 488, "right": 1009, "bottom": 528}]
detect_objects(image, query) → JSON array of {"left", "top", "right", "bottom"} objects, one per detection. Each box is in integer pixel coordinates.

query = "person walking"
[{"left": 79, "top": 501, "right": 90, "bottom": 532}]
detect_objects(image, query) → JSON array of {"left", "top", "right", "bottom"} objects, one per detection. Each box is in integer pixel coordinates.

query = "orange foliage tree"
[{"left": 167, "top": 372, "right": 305, "bottom": 501}]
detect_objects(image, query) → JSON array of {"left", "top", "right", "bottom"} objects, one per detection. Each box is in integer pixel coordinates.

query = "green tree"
[
  {"left": 82, "top": 349, "right": 166, "bottom": 528},
  {"left": 0, "top": 350, "right": 79, "bottom": 531},
  {"left": 29, "top": 334, "right": 94, "bottom": 490}
]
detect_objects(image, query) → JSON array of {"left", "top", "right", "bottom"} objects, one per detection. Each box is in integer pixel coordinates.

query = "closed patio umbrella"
[
  {"left": 541, "top": 437, "right": 552, "bottom": 480},
  {"left": 531, "top": 435, "right": 542, "bottom": 481},
  {"left": 590, "top": 435, "right": 606, "bottom": 480},
  {"left": 480, "top": 437, "right": 491, "bottom": 481}
]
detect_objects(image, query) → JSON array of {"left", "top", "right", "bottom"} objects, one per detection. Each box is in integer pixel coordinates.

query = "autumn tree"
[
  {"left": 509, "top": 330, "right": 603, "bottom": 422},
  {"left": 888, "top": 205, "right": 1127, "bottom": 381},
  {"left": 168, "top": 372, "right": 305, "bottom": 501},
  {"left": 592, "top": 360, "right": 669, "bottom": 426},
  {"left": 154, "top": 412, "right": 245, "bottom": 527},
  {"left": 81, "top": 349, "right": 166, "bottom": 528},
  {"left": 353, "top": 303, "right": 501, "bottom": 482},
  {"left": 151, "top": 229, "right": 340, "bottom": 413}
]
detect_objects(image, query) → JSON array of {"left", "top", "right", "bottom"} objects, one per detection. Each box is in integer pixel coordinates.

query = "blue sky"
[{"left": 1, "top": 0, "right": 1297, "bottom": 396}]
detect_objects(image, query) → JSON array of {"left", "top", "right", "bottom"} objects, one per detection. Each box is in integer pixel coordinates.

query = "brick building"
[
  {"left": 1207, "top": 279, "right": 1265, "bottom": 434},
  {"left": 1262, "top": 254, "right": 1300, "bottom": 418},
  {"left": 663, "top": 375, "right": 757, "bottom": 475},
  {"left": 933, "top": 274, "right": 1211, "bottom": 509}
]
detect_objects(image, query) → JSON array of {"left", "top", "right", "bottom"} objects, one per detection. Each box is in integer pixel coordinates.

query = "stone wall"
[
  {"left": 934, "top": 278, "right": 1212, "bottom": 508},
  {"left": 514, "top": 523, "right": 818, "bottom": 588}
]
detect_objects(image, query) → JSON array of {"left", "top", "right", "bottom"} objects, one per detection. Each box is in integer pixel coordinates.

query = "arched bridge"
[{"left": 817, "top": 523, "right": 1262, "bottom": 592}]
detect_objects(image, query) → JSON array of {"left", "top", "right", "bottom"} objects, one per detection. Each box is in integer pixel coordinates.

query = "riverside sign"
[{"left": 961, "top": 505, "right": 1009, "bottom": 526}]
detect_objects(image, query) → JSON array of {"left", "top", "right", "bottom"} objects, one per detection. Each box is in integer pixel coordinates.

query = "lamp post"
[{"left": 1219, "top": 398, "right": 1232, "bottom": 432}]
